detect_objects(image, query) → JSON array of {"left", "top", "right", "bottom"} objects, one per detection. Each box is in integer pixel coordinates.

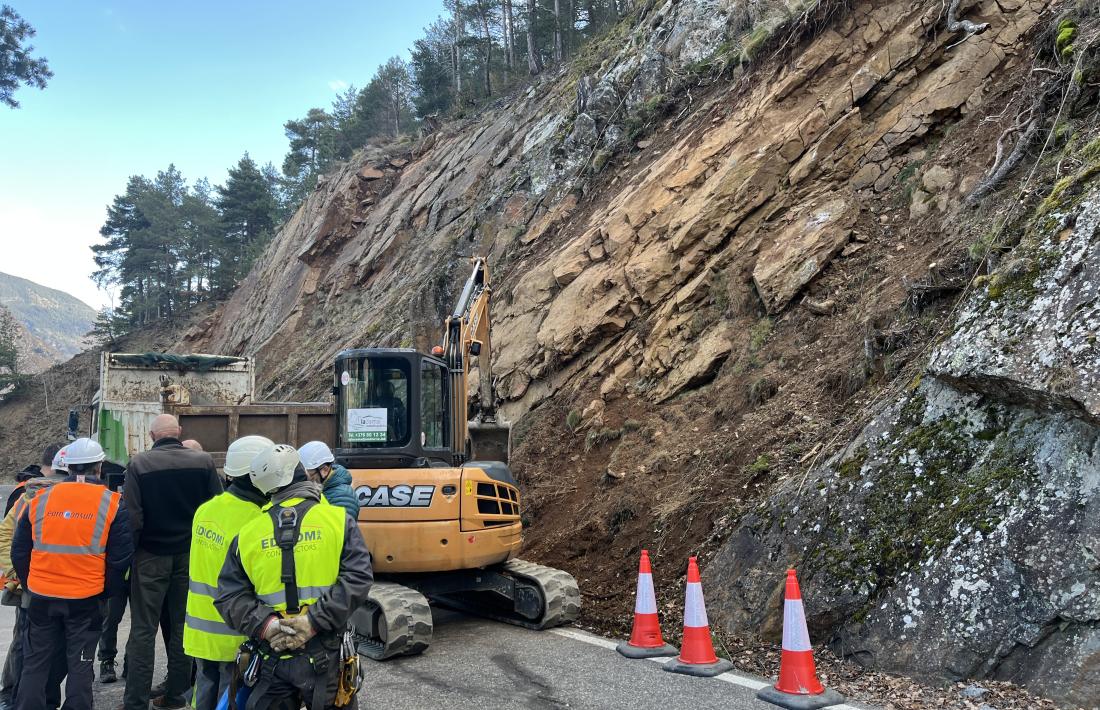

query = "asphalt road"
[{"left": 0, "top": 602, "right": 872, "bottom": 710}]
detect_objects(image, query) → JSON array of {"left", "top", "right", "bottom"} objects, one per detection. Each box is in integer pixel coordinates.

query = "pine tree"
[
  {"left": 411, "top": 19, "right": 456, "bottom": 118},
  {"left": 0, "top": 5, "right": 52, "bottom": 108},
  {"left": 376, "top": 57, "right": 413, "bottom": 137},
  {"left": 282, "top": 108, "right": 336, "bottom": 204},
  {"left": 216, "top": 154, "right": 278, "bottom": 291},
  {"left": 0, "top": 304, "right": 23, "bottom": 392}
]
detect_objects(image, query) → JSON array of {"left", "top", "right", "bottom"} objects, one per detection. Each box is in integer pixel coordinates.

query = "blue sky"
[{"left": 0, "top": 1, "right": 444, "bottom": 308}]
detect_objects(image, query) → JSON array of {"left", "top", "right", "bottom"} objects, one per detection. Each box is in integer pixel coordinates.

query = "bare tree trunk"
[
  {"left": 527, "top": 0, "right": 543, "bottom": 74},
  {"left": 567, "top": 0, "right": 574, "bottom": 56},
  {"left": 453, "top": 0, "right": 463, "bottom": 97},
  {"left": 475, "top": 0, "right": 492, "bottom": 97},
  {"left": 503, "top": 0, "right": 515, "bottom": 69},
  {"left": 553, "top": 0, "right": 563, "bottom": 63}
]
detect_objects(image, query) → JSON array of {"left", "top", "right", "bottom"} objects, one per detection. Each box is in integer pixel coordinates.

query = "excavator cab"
[{"left": 333, "top": 349, "right": 453, "bottom": 469}]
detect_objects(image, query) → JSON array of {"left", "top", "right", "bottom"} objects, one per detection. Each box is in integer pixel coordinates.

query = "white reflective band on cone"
[
  {"left": 782, "top": 599, "right": 812, "bottom": 652},
  {"left": 684, "top": 582, "right": 709, "bottom": 628},
  {"left": 635, "top": 573, "right": 657, "bottom": 614}
]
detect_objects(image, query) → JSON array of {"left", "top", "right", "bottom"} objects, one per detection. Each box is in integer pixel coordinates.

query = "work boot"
[
  {"left": 151, "top": 695, "right": 187, "bottom": 710},
  {"left": 99, "top": 660, "right": 118, "bottom": 684},
  {"left": 150, "top": 680, "right": 167, "bottom": 696}
]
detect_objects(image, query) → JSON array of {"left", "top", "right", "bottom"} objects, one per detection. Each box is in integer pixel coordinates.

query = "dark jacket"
[
  {"left": 322, "top": 464, "right": 360, "bottom": 519},
  {"left": 214, "top": 480, "right": 373, "bottom": 639},
  {"left": 11, "top": 475, "right": 134, "bottom": 601},
  {"left": 125, "top": 437, "right": 222, "bottom": 555}
]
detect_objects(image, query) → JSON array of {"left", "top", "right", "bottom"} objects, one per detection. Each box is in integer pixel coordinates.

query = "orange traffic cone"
[
  {"left": 756, "top": 569, "right": 844, "bottom": 709},
  {"left": 663, "top": 557, "right": 733, "bottom": 677},
  {"left": 617, "top": 550, "right": 677, "bottom": 659}
]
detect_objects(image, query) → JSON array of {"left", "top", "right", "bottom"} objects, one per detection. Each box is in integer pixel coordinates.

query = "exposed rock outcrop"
[{"left": 709, "top": 187, "right": 1100, "bottom": 705}]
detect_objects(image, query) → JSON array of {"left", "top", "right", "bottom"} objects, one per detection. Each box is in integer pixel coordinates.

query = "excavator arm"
[{"left": 442, "top": 258, "right": 510, "bottom": 463}]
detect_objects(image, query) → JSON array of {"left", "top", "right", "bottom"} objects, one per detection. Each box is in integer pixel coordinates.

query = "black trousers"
[
  {"left": 123, "top": 551, "right": 191, "bottom": 710},
  {"left": 1, "top": 605, "right": 64, "bottom": 708},
  {"left": 245, "top": 643, "right": 357, "bottom": 710},
  {"left": 99, "top": 587, "right": 175, "bottom": 675},
  {"left": 16, "top": 598, "right": 103, "bottom": 710}
]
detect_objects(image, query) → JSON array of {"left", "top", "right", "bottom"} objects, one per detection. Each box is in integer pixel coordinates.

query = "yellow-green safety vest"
[
  {"left": 236, "top": 496, "right": 345, "bottom": 615},
  {"left": 183, "top": 491, "right": 265, "bottom": 661}
]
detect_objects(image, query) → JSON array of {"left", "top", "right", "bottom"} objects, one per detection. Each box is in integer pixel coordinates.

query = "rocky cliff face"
[
  {"left": 174, "top": 0, "right": 1098, "bottom": 703},
  {"left": 711, "top": 183, "right": 1100, "bottom": 705}
]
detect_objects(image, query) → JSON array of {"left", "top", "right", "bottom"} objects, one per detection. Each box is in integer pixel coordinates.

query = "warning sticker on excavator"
[{"left": 465, "top": 480, "right": 473, "bottom": 496}]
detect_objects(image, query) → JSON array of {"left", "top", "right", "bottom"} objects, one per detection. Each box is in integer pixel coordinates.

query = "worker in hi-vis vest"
[
  {"left": 10, "top": 438, "right": 133, "bottom": 710},
  {"left": 215, "top": 444, "right": 373, "bottom": 709},
  {"left": 184, "top": 435, "right": 273, "bottom": 710}
]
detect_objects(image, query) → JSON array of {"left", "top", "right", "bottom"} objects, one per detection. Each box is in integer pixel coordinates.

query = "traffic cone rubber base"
[
  {"left": 755, "top": 685, "right": 845, "bottom": 710},
  {"left": 662, "top": 656, "right": 734, "bottom": 677},
  {"left": 616, "top": 640, "right": 678, "bottom": 659}
]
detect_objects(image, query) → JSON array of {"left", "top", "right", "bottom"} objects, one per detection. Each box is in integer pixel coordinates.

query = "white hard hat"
[
  {"left": 249, "top": 444, "right": 300, "bottom": 494},
  {"left": 51, "top": 448, "right": 69, "bottom": 472},
  {"left": 297, "top": 441, "right": 335, "bottom": 471},
  {"left": 224, "top": 435, "right": 275, "bottom": 478},
  {"left": 64, "top": 438, "right": 105, "bottom": 466}
]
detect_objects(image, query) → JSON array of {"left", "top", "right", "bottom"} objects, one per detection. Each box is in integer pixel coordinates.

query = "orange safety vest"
[{"left": 26, "top": 481, "right": 121, "bottom": 599}]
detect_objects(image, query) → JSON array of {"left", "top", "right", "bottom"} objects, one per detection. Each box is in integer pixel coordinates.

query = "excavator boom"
[{"left": 443, "top": 258, "right": 511, "bottom": 463}]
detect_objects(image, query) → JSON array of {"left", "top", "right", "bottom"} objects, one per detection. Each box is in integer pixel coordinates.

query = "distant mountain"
[{"left": 0, "top": 272, "right": 96, "bottom": 372}]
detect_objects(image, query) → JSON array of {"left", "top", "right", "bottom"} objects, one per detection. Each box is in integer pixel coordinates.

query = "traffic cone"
[
  {"left": 756, "top": 569, "right": 845, "bottom": 709},
  {"left": 616, "top": 550, "right": 677, "bottom": 659},
  {"left": 663, "top": 557, "right": 733, "bottom": 677}
]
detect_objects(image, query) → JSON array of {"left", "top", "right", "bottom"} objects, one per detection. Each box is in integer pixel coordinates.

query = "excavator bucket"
[{"left": 467, "top": 418, "right": 511, "bottom": 464}]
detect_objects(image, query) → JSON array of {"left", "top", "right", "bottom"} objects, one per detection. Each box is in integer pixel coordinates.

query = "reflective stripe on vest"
[
  {"left": 12, "top": 495, "right": 30, "bottom": 524},
  {"left": 183, "top": 491, "right": 264, "bottom": 662},
  {"left": 236, "top": 497, "right": 345, "bottom": 615},
  {"left": 27, "top": 482, "right": 120, "bottom": 599}
]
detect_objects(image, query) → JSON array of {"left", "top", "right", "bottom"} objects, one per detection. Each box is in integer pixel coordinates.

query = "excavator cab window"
[
  {"left": 420, "top": 360, "right": 448, "bottom": 449},
  {"left": 339, "top": 357, "right": 411, "bottom": 448}
]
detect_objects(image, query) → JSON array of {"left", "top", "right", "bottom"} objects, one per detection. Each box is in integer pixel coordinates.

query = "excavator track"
[
  {"left": 351, "top": 581, "right": 434, "bottom": 660},
  {"left": 433, "top": 559, "right": 582, "bottom": 630}
]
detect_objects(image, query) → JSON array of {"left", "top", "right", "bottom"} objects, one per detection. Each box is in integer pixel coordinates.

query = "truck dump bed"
[{"left": 167, "top": 402, "right": 335, "bottom": 468}]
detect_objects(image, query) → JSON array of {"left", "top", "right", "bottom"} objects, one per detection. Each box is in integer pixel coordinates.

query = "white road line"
[
  {"left": 549, "top": 627, "right": 621, "bottom": 650},
  {"left": 548, "top": 628, "right": 866, "bottom": 709}
]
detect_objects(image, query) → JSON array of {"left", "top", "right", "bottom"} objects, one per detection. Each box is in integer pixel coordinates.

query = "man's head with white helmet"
[
  {"left": 297, "top": 441, "right": 336, "bottom": 484},
  {"left": 249, "top": 443, "right": 303, "bottom": 495},
  {"left": 224, "top": 435, "right": 275, "bottom": 479},
  {"left": 63, "top": 438, "right": 106, "bottom": 482}
]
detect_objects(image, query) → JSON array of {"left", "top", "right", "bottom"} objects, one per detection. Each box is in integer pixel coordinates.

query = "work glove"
[
  {"left": 261, "top": 617, "right": 301, "bottom": 653},
  {"left": 276, "top": 614, "right": 317, "bottom": 652}
]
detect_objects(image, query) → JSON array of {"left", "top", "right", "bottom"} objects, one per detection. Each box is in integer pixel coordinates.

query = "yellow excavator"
[{"left": 337, "top": 258, "right": 580, "bottom": 658}]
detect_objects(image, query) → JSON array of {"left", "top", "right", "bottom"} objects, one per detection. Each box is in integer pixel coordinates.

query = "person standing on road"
[
  {"left": 0, "top": 475, "right": 64, "bottom": 710},
  {"left": 183, "top": 436, "right": 272, "bottom": 710},
  {"left": 297, "top": 442, "right": 360, "bottom": 519},
  {"left": 123, "top": 414, "right": 223, "bottom": 710},
  {"left": 10, "top": 438, "right": 133, "bottom": 710},
  {"left": 216, "top": 444, "right": 373, "bottom": 709}
]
